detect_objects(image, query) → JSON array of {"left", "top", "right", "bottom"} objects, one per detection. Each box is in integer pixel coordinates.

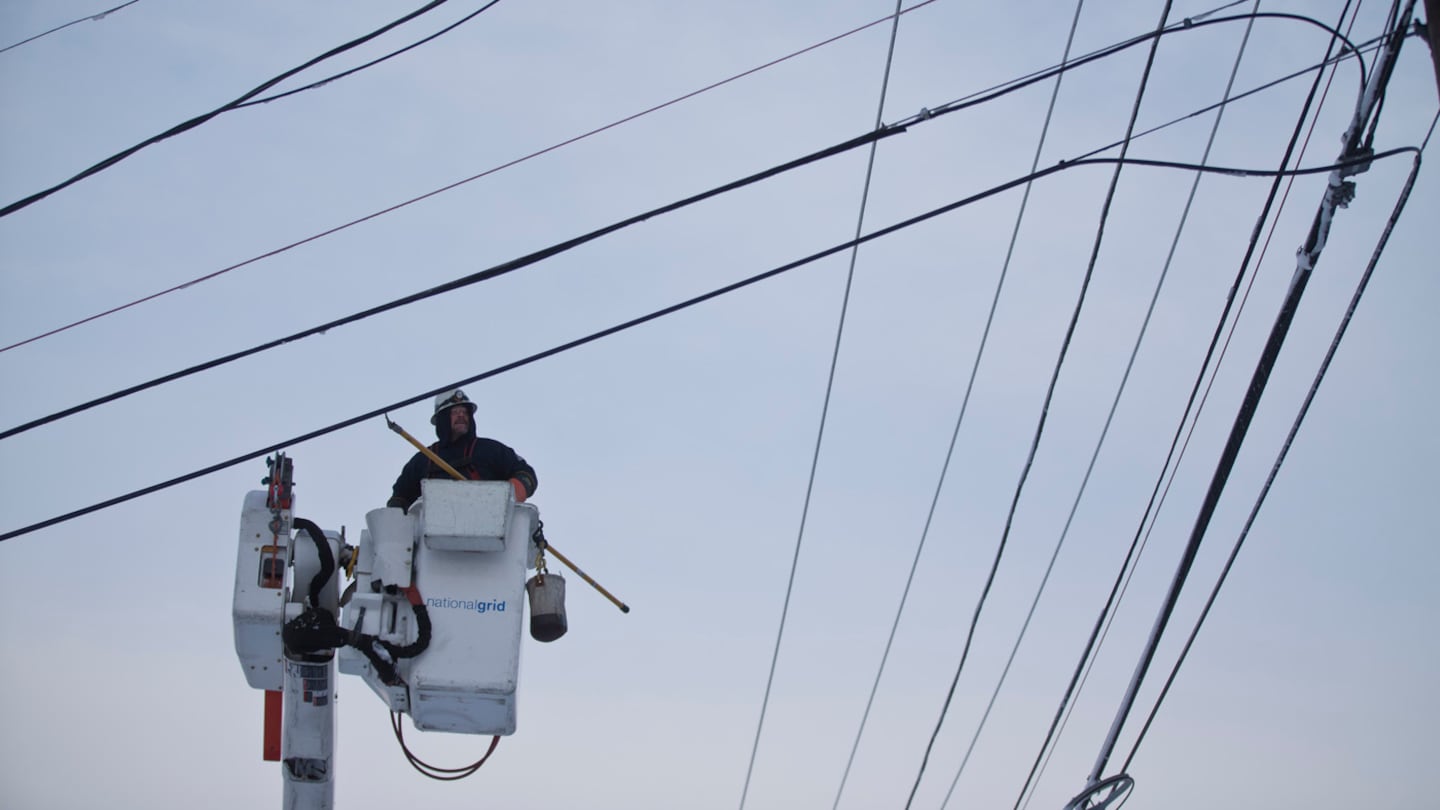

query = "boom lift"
[{"left": 232, "top": 452, "right": 569, "bottom": 808}]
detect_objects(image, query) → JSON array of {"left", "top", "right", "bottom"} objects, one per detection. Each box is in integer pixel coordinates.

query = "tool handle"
[
  {"left": 386, "top": 415, "right": 467, "bottom": 481},
  {"left": 544, "top": 543, "right": 630, "bottom": 613}
]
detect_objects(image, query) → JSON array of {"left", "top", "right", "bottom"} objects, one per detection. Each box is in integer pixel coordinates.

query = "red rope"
[{"left": 390, "top": 712, "right": 501, "bottom": 780}]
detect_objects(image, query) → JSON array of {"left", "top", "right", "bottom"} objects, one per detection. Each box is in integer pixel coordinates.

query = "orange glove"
[{"left": 510, "top": 478, "right": 527, "bottom": 503}]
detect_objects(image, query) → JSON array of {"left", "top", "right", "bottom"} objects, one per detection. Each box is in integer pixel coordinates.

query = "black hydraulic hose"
[
  {"left": 292, "top": 517, "right": 335, "bottom": 608},
  {"left": 380, "top": 585, "right": 433, "bottom": 660}
]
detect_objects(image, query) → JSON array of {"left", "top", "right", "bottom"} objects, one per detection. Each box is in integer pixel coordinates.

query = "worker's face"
[{"left": 448, "top": 405, "right": 471, "bottom": 437}]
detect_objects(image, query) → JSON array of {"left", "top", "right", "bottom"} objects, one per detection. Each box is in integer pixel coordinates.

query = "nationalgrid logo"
[{"left": 426, "top": 596, "right": 507, "bottom": 615}]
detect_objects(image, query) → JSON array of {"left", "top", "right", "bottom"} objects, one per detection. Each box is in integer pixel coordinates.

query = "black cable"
[
  {"left": 0, "top": 0, "right": 942, "bottom": 356},
  {"left": 235, "top": 0, "right": 504, "bottom": 109},
  {"left": 740, "top": 3, "right": 908, "bottom": 807},
  {"left": 918, "top": 0, "right": 1094, "bottom": 804},
  {"left": 378, "top": 587, "right": 432, "bottom": 660},
  {"left": 0, "top": 0, "right": 140, "bottom": 55},
  {"left": 944, "top": 2, "right": 1263, "bottom": 805},
  {"left": 889, "top": 13, "right": 1367, "bottom": 130},
  {"left": 280, "top": 517, "right": 348, "bottom": 658},
  {"left": 340, "top": 588, "right": 431, "bottom": 684},
  {"left": 1069, "top": 32, "right": 1396, "bottom": 164},
  {"left": 1120, "top": 152, "right": 1424, "bottom": 773},
  {"left": 1010, "top": 5, "right": 1361, "bottom": 805},
  {"left": 352, "top": 635, "right": 403, "bottom": 686},
  {"left": 1062, "top": 21, "right": 1370, "bottom": 768},
  {"left": 1032, "top": 9, "right": 1383, "bottom": 803},
  {"left": 0, "top": 146, "right": 1414, "bottom": 544},
  {"left": 0, "top": 127, "right": 900, "bottom": 443},
  {"left": 0, "top": 10, "right": 1370, "bottom": 441},
  {"left": 0, "top": 0, "right": 456, "bottom": 218},
  {"left": 902, "top": 3, "right": 1176, "bottom": 806},
  {"left": 0, "top": 5, "right": 1352, "bottom": 367},
  {"left": 293, "top": 518, "right": 336, "bottom": 607},
  {"left": 1117, "top": 1, "right": 1422, "bottom": 766},
  {"left": 1360, "top": 3, "right": 1410, "bottom": 148},
  {"left": 1078, "top": 0, "right": 1403, "bottom": 785}
]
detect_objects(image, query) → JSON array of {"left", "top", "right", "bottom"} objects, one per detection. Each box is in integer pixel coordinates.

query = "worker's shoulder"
[{"left": 471, "top": 436, "right": 519, "bottom": 454}]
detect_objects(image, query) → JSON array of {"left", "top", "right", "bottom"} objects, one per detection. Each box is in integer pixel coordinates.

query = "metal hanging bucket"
[{"left": 526, "top": 571, "right": 568, "bottom": 642}]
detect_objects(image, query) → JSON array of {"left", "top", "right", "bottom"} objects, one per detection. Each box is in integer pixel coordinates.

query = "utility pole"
[
  {"left": 1063, "top": 3, "right": 1419, "bottom": 808},
  {"left": 1426, "top": 0, "right": 1440, "bottom": 99}
]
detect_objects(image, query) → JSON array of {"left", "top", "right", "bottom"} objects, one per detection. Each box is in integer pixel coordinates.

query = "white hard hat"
[{"left": 431, "top": 388, "right": 476, "bottom": 424}]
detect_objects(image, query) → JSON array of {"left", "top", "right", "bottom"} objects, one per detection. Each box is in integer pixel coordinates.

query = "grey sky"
[{"left": 1, "top": 1, "right": 1436, "bottom": 808}]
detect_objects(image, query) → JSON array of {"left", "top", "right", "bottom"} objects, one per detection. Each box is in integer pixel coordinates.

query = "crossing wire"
[
  {"left": 1011, "top": 3, "right": 1362, "bottom": 806},
  {"left": 235, "top": 0, "right": 502, "bottom": 108},
  {"left": 1117, "top": 9, "right": 1428, "bottom": 778},
  {"left": 738, "top": 2, "right": 909, "bottom": 808},
  {"left": 886, "top": 12, "right": 1366, "bottom": 131},
  {"left": 942, "top": 2, "right": 1262, "bottom": 807},
  {"left": 1077, "top": 0, "right": 1405, "bottom": 793},
  {"left": 1060, "top": 0, "right": 1368, "bottom": 762},
  {"left": 827, "top": 0, "right": 1091, "bottom": 807},
  {"left": 0, "top": 1, "right": 140, "bottom": 55},
  {"left": 1121, "top": 148, "right": 1428, "bottom": 774},
  {"left": 0, "top": 0, "right": 462, "bottom": 218},
  {"left": 0, "top": 148, "right": 1412, "bottom": 545},
  {"left": 0, "top": 10, "right": 1360, "bottom": 441},
  {"left": 1027, "top": 12, "right": 1382, "bottom": 806},
  {"left": 0, "top": 0, "right": 941, "bottom": 356},
  {"left": 0, "top": 128, "right": 899, "bottom": 443},
  {"left": 897, "top": 2, "right": 1178, "bottom": 805},
  {"left": 1069, "top": 32, "right": 1393, "bottom": 164}
]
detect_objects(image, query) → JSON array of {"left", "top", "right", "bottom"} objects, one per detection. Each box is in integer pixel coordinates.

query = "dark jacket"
[{"left": 388, "top": 435, "right": 537, "bottom": 511}]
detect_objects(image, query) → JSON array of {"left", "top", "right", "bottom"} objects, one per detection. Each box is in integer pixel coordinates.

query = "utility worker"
[{"left": 387, "top": 388, "right": 537, "bottom": 511}]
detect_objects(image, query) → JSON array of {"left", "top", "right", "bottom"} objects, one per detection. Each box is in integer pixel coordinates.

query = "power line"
[
  {"left": 0, "top": 148, "right": 1412, "bottom": 545},
  {"left": 1069, "top": 31, "right": 1396, "bottom": 164},
  {"left": 902, "top": 0, "right": 1177, "bottom": 804},
  {"left": 0, "top": 9, "right": 1359, "bottom": 440},
  {"left": 234, "top": 0, "right": 503, "bottom": 108},
  {"left": 1120, "top": 150, "right": 1426, "bottom": 773},
  {"left": 894, "top": 0, "right": 1243, "bottom": 123},
  {"left": 1071, "top": 0, "right": 1413, "bottom": 795},
  {"left": 1, "top": 13, "right": 1348, "bottom": 368},
  {"left": 945, "top": 2, "right": 1264, "bottom": 806},
  {"left": 1044, "top": 7, "right": 1377, "bottom": 798},
  {"left": 934, "top": 0, "right": 1091, "bottom": 794},
  {"left": 831, "top": 0, "right": 1091, "bottom": 804},
  {"left": 738, "top": 5, "right": 909, "bottom": 806},
  {"left": 0, "top": 0, "right": 140, "bottom": 55},
  {"left": 0, "top": 128, "right": 901, "bottom": 442},
  {"left": 1069, "top": 0, "right": 1374, "bottom": 780},
  {"left": 0, "top": 0, "right": 460, "bottom": 218},
  {"left": 1013, "top": 4, "right": 1363, "bottom": 805},
  {"left": 0, "top": 0, "right": 942, "bottom": 355},
  {"left": 887, "top": 12, "right": 1368, "bottom": 131}
]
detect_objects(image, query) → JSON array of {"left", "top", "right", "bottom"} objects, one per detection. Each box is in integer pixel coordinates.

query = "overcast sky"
[{"left": 1, "top": 1, "right": 1437, "bottom": 808}]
